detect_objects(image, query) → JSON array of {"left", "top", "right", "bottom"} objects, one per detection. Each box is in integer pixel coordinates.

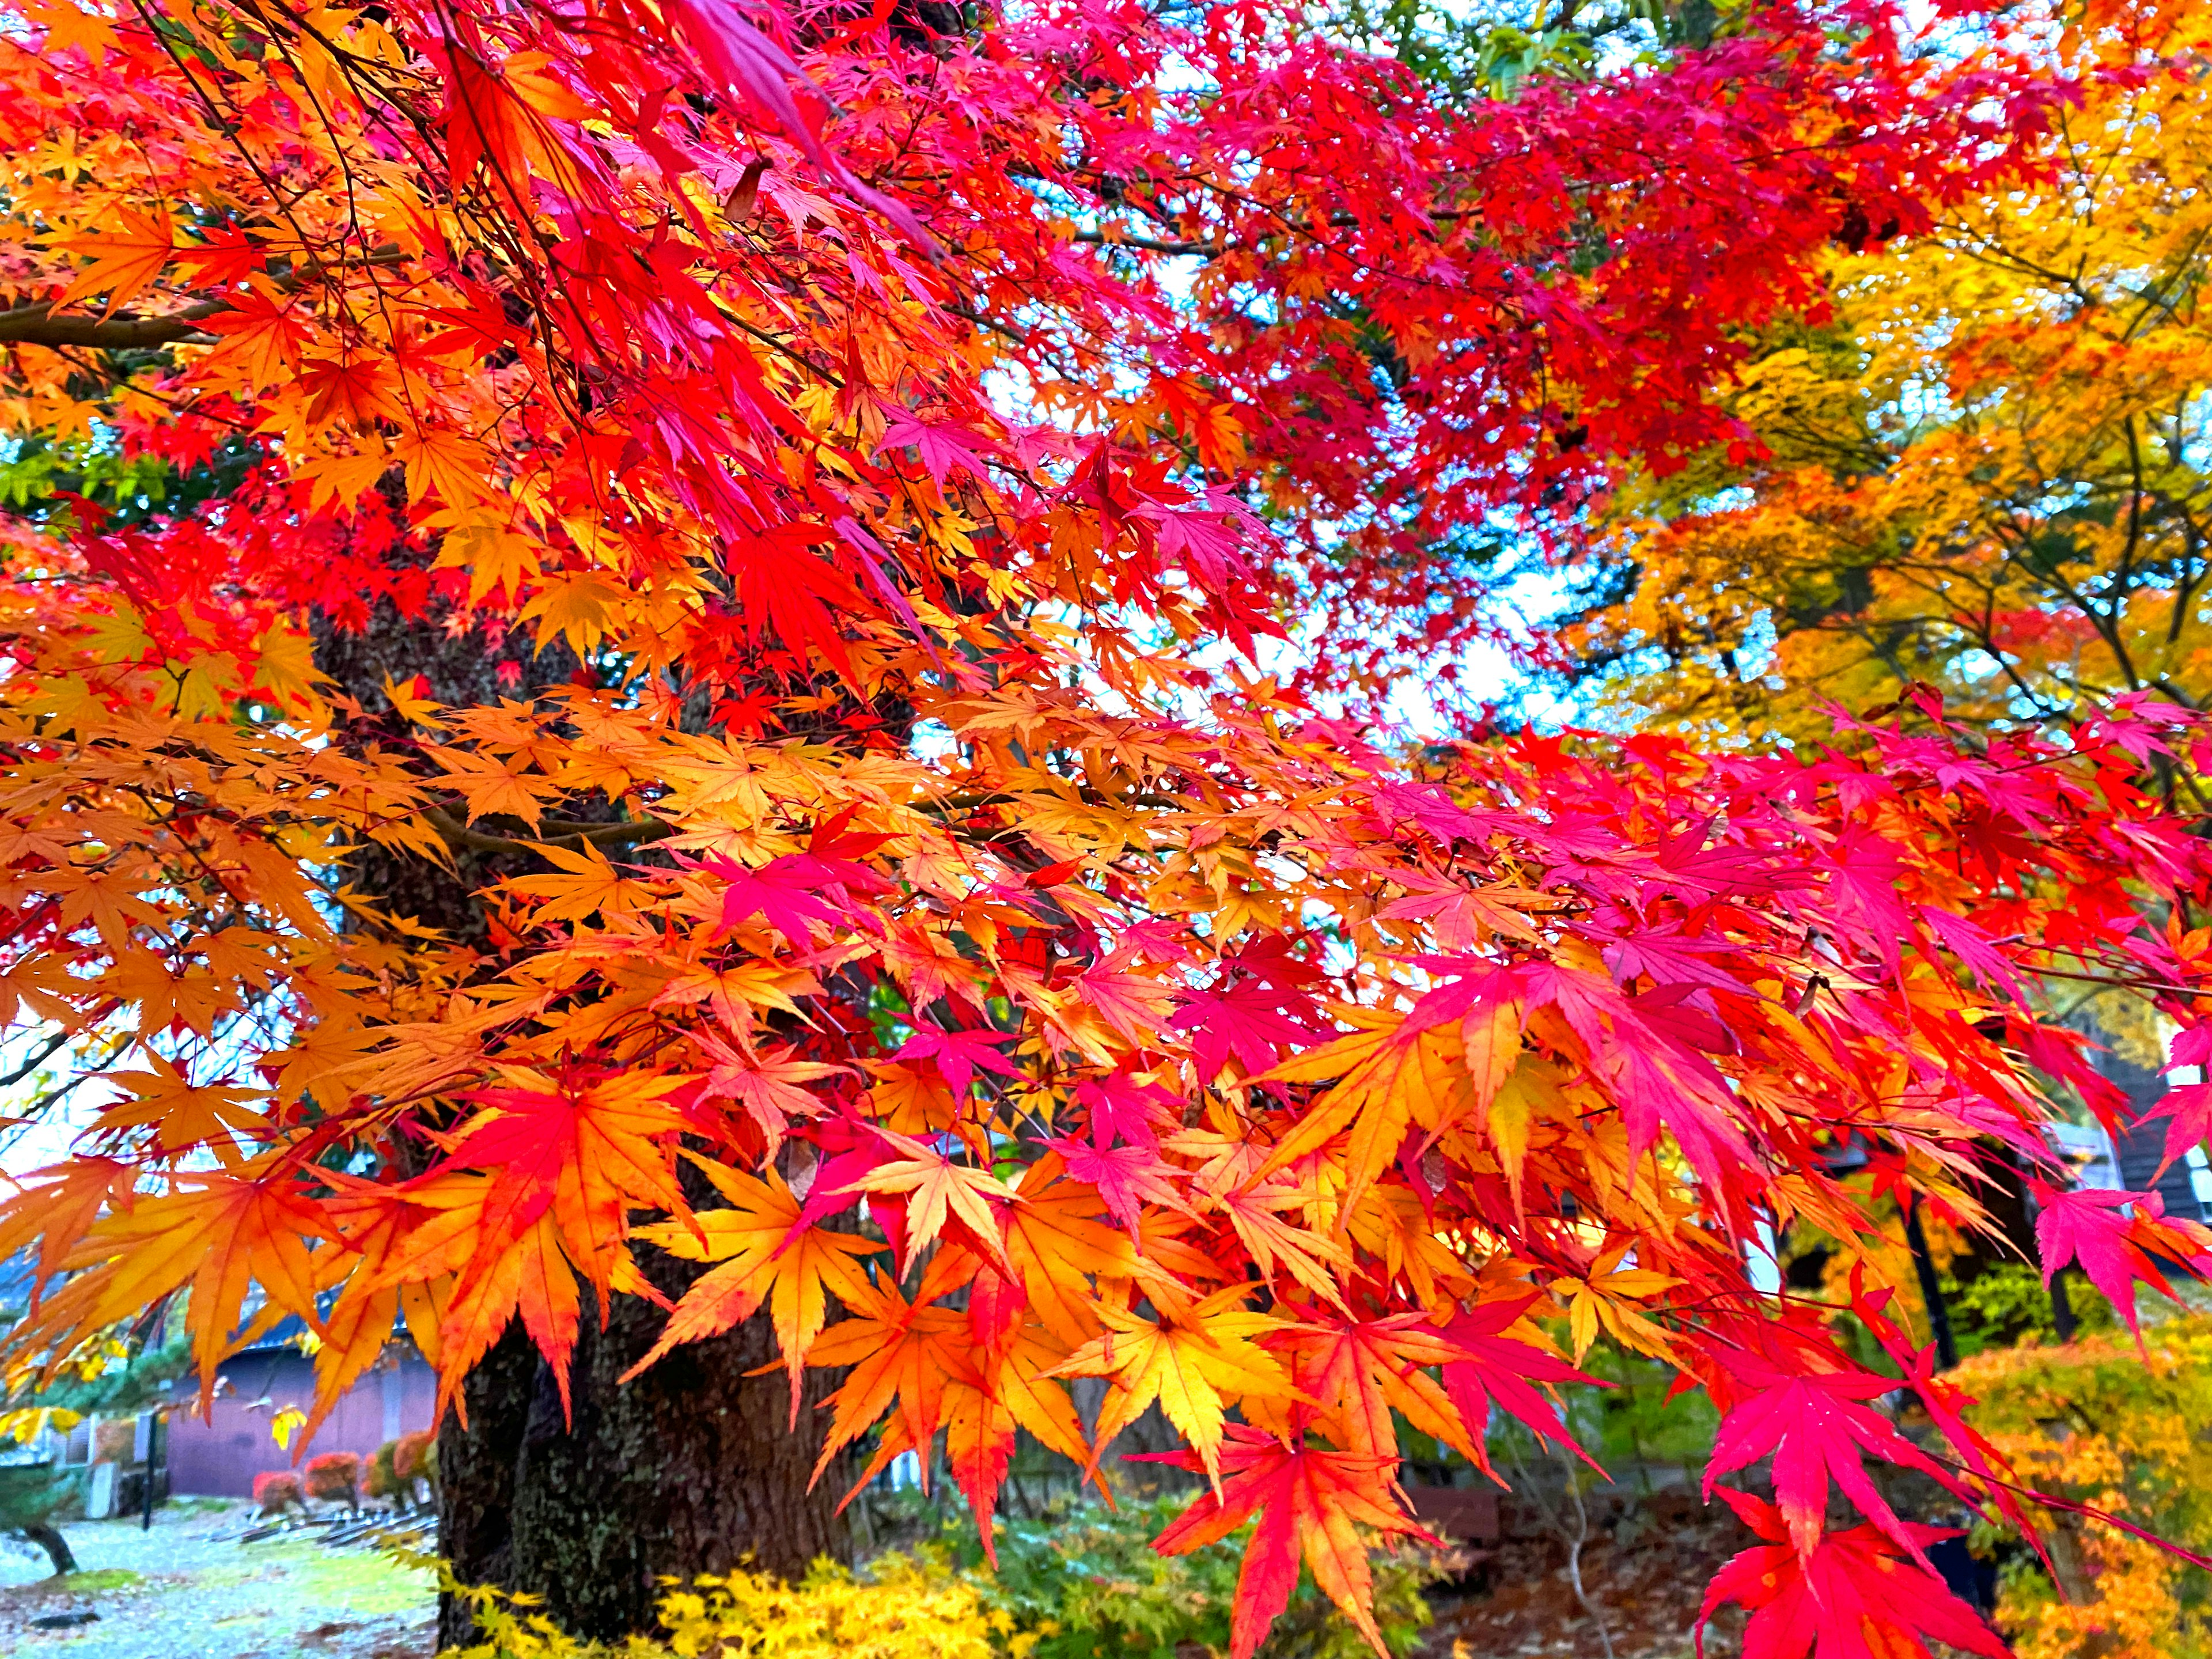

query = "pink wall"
[{"left": 166, "top": 1349, "right": 437, "bottom": 1498}]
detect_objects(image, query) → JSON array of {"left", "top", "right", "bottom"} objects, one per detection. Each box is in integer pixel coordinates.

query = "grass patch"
[
  {"left": 56, "top": 1569, "right": 142, "bottom": 1593},
  {"left": 238, "top": 1543, "right": 432, "bottom": 1620}
]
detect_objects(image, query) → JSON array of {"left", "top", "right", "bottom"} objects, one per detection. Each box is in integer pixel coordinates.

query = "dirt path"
[{"left": 0, "top": 1502, "right": 434, "bottom": 1659}]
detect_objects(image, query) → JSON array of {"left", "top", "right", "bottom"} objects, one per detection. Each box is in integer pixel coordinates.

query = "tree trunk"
[
  {"left": 22, "top": 1522, "right": 77, "bottom": 1576},
  {"left": 1900, "top": 1194, "right": 1959, "bottom": 1370},
  {"left": 313, "top": 547, "right": 849, "bottom": 1647},
  {"left": 437, "top": 1287, "right": 849, "bottom": 1646}
]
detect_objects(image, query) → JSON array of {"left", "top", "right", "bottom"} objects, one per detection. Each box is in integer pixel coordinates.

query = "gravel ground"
[{"left": 0, "top": 1502, "right": 435, "bottom": 1659}]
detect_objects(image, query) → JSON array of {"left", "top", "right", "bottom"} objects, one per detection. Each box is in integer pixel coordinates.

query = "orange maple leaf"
[
  {"left": 806, "top": 1253, "right": 980, "bottom": 1484},
  {"left": 46, "top": 1168, "right": 324, "bottom": 1394},
  {"left": 50, "top": 207, "right": 173, "bottom": 317}
]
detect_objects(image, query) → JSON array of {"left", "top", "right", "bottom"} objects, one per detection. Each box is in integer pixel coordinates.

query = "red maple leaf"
[
  {"left": 2032, "top": 1183, "right": 2208, "bottom": 1335},
  {"left": 1707, "top": 1343, "right": 1967, "bottom": 1566},
  {"left": 1438, "top": 1295, "right": 1601, "bottom": 1481},
  {"left": 896, "top": 1021, "right": 1019, "bottom": 1099},
  {"left": 1172, "top": 979, "right": 1321, "bottom": 1080},
  {"left": 1047, "top": 1136, "right": 1191, "bottom": 1236},
  {"left": 1147, "top": 1425, "right": 1434, "bottom": 1659},
  {"left": 877, "top": 414, "right": 999, "bottom": 487},
  {"left": 700, "top": 832, "right": 884, "bottom": 947},
  {"left": 1695, "top": 1489, "right": 2006, "bottom": 1659},
  {"left": 1073, "top": 1071, "right": 1182, "bottom": 1150}
]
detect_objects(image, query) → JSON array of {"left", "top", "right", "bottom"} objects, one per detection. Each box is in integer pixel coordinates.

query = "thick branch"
[
  {"left": 419, "top": 789, "right": 1189, "bottom": 861},
  {"left": 421, "top": 806, "right": 676, "bottom": 858},
  {"left": 0, "top": 300, "right": 225, "bottom": 350},
  {"left": 0, "top": 245, "right": 411, "bottom": 352}
]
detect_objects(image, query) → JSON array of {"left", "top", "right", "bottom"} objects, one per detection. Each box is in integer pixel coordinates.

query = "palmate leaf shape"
[
  {"left": 626, "top": 1162, "right": 880, "bottom": 1419},
  {"left": 1706, "top": 1338, "right": 1972, "bottom": 1569},
  {"left": 895, "top": 1021, "right": 1020, "bottom": 1101},
  {"left": 806, "top": 1251, "right": 982, "bottom": 1488},
  {"left": 1438, "top": 1296, "right": 1604, "bottom": 1481},
  {"left": 1271, "top": 1307, "right": 1483, "bottom": 1461},
  {"left": 32, "top": 1164, "right": 324, "bottom": 1395},
  {"left": 2032, "top": 1184, "right": 2212, "bottom": 1337},
  {"left": 888, "top": 1321, "right": 1092, "bottom": 1563},
  {"left": 849, "top": 1131, "right": 1020, "bottom": 1270},
  {"left": 1059, "top": 1283, "right": 1302, "bottom": 1488},
  {"left": 691, "top": 1035, "right": 846, "bottom": 1156},
  {"left": 90, "top": 1055, "right": 267, "bottom": 1157},
  {"left": 47, "top": 207, "right": 173, "bottom": 316},
  {"left": 1695, "top": 1490, "right": 2007, "bottom": 1659},
  {"left": 437, "top": 1068, "right": 694, "bottom": 1319},
  {"left": 1147, "top": 1425, "right": 1437, "bottom": 1659}
]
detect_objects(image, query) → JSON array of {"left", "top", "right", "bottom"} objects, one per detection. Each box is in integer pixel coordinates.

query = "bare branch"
[{"left": 0, "top": 301, "right": 225, "bottom": 350}]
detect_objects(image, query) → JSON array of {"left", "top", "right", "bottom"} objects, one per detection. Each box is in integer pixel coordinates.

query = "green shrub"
[
  {"left": 364, "top": 1438, "right": 404, "bottom": 1502},
  {"left": 932, "top": 1494, "right": 1442, "bottom": 1659}
]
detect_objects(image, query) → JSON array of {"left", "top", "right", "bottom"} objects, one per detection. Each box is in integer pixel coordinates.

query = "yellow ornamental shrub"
[
  {"left": 448, "top": 1554, "right": 1035, "bottom": 1659},
  {"left": 1955, "top": 1315, "right": 2212, "bottom": 1659},
  {"left": 656, "top": 1558, "right": 1032, "bottom": 1659}
]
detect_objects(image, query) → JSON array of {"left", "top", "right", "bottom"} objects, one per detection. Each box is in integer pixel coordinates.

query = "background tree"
[
  {"left": 1558, "top": 0, "right": 2212, "bottom": 744},
  {"left": 0, "top": 1327, "right": 187, "bottom": 1575}
]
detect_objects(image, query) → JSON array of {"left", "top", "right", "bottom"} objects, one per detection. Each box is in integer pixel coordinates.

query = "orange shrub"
[
  {"left": 252, "top": 1471, "right": 303, "bottom": 1515},
  {"left": 302, "top": 1450, "right": 360, "bottom": 1504}
]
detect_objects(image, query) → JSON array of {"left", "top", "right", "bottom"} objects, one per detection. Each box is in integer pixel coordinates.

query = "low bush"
[
  {"left": 363, "top": 1440, "right": 404, "bottom": 1502},
  {"left": 1959, "top": 1312, "right": 2212, "bottom": 1659},
  {"left": 302, "top": 1450, "right": 361, "bottom": 1505},
  {"left": 434, "top": 1498, "right": 1440, "bottom": 1659},
  {"left": 251, "top": 1471, "right": 304, "bottom": 1516},
  {"left": 449, "top": 1555, "right": 1022, "bottom": 1659},
  {"left": 937, "top": 1495, "right": 1441, "bottom": 1659},
  {"left": 394, "top": 1429, "right": 437, "bottom": 1488}
]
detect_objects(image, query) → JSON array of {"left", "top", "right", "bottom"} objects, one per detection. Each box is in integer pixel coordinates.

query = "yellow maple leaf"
[
  {"left": 1059, "top": 1283, "right": 1299, "bottom": 1487},
  {"left": 395, "top": 425, "right": 496, "bottom": 509},
  {"left": 520, "top": 571, "right": 628, "bottom": 652},
  {"left": 853, "top": 1133, "right": 1019, "bottom": 1267},
  {"left": 628, "top": 1163, "right": 880, "bottom": 1416},
  {"left": 505, "top": 839, "right": 643, "bottom": 924},
  {"left": 23, "top": 0, "right": 118, "bottom": 61},
  {"left": 429, "top": 509, "right": 543, "bottom": 606}
]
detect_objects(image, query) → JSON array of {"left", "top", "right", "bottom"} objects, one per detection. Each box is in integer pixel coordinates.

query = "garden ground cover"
[{"left": 0, "top": 1502, "right": 433, "bottom": 1659}]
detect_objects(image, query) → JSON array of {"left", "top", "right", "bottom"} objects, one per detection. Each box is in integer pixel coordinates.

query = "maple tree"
[
  {"left": 1556, "top": 0, "right": 2212, "bottom": 747},
  {"left": 2, "top": 0, "right": 2212, "bottom": 1651}
]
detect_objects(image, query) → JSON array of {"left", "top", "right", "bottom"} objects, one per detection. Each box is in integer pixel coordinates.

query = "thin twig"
[{"left": 0, "top": 1028, "right": 75, "bottom": 1090}]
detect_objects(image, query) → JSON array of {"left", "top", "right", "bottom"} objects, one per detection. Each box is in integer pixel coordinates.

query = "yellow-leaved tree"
[{"left": 1565, "top": 0, "right": 2212, "bottom": 748}]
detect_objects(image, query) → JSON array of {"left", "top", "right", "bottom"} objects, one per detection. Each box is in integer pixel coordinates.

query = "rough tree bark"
[
  {"left": 439, "top": 1248, "right": 849, "bottom": 1644},
  {"left": 314, "top": 566, "right": 849, "bottom": 1647}
]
